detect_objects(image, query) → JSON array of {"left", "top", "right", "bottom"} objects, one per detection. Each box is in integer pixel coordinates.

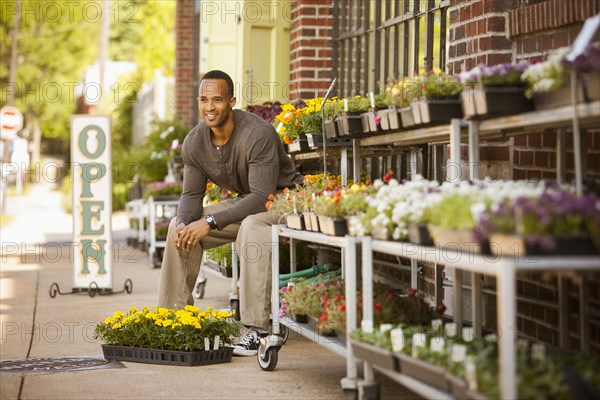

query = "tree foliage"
[{"left": 0, "top": 0, "right": 99, "bottom": 141}]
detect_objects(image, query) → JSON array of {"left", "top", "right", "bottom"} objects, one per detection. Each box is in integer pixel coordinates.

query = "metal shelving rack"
[
  {"left": 270, "top": 226, "right": 363, "bottom": 395},
  {"left": 359, "top": 237, "right": 600, "bottom": 399}
]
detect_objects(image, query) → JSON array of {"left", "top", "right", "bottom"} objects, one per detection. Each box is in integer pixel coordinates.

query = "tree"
[{"left": 0, "top": 0, "right": 99, "bottom": 145}]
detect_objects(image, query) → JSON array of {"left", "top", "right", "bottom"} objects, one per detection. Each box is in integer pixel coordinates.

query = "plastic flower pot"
[
  {"left": 324, "top": 117, "right": 339, "bottom": 139},
  {"left": 350, "top": 339, "right": 398, "bottom": 371},
  {"left": 377, "top": 109, "right": 392, "bottom": 131},
  {"left": 408, "top": 223, "right": 434, "bottom": 246},
  {"left": 287, "top": 134, "right": 310, "bottom": 153},
  {"left": 399, "top": 106, "right": 415, "bottom": 128},
  {"left": 387, "top": 106, "right": 404, "bottom": 130},
  {"left": 417, "top": 99, "right": 463, "bottom": 125},
  {"left": 286, "top": 213, "right": 305, "bottom": 230},
  {"left": 489, "top": 233, "right": 598, "bottom": 256},
  {"left": 462, "top": 86, "right": 533, "bottom": 119},
  {"left": 318, "top": 216, "right": 347, "bottom": 236},
  {"left": 395, "top": 352, "right": 450, "bottom": 391}
]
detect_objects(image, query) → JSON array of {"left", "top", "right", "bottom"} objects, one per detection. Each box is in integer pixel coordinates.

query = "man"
[{"left": 158, "top": 70, "right": 303, "bottom": 356}]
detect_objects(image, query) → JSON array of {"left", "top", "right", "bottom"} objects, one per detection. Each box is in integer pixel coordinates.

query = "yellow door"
[{"left": 200, "top": 1, "right": 291, "bottom": 108}]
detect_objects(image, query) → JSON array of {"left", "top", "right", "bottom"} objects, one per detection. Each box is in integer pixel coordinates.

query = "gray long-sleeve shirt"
[{"left": 176, "top": 109, "right": 303, "bottom": 229}]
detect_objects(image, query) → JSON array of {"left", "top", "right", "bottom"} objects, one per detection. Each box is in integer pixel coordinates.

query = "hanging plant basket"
[{"left": 101, "top": 345, "right": 233, "bottom": 367}]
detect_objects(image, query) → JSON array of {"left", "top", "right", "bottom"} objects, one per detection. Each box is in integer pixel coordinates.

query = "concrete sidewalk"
[{"left": 0, "top": 176, "right": 417, "bottom": 400}]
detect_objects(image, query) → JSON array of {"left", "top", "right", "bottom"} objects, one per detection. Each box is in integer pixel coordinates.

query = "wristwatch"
[{"left": 205, "top": 214, "right": 218, "bottom": 230}]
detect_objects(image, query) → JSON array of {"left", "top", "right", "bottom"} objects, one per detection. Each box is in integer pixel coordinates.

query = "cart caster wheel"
[
  {"left": 230, "top": 299, "right": 240, "bottom": 321},
  {"left": 257, "top": 345, "right": 278, "bottom": 371},
  {"left": 192, "top": 279, "right": 206, "bottom": 299}
]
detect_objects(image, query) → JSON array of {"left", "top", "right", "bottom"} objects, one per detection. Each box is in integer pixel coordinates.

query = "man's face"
[{"left": 198, "top": 79, "right": 236, "bottom": 128}]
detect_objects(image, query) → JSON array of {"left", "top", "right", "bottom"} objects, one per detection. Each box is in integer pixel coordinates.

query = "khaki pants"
[{"left": 157, "top": 198, "right": 280, "bottom": 330}]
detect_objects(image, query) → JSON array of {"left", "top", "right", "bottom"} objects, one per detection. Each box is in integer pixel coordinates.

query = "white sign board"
[{"left": 71, "top": 115, "right": 113, "bottom": 290}]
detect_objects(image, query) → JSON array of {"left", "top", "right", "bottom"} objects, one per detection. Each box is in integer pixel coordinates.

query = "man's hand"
[{"left": 173, "top": 219, "right": 211, "bottom": 251}]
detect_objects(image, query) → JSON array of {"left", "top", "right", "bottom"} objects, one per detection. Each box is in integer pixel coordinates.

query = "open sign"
[{"left": 70, "top": 115, "right": 112, "bottom": 290}]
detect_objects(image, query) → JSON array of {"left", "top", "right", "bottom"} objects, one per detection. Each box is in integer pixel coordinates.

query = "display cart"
[
  {"left": 146, "top": 196, "right": 179, "bottom": 269},
  {"left": 258, "top": 226, "right": 362, "bottom": 396},
  {"left": 125, "top": 198, "right": 148, "bottom": 249}
]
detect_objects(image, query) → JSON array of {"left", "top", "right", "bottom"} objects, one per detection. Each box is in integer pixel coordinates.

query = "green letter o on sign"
[{"left": 78, "top": 125, "right": 106, "bottom": 159}]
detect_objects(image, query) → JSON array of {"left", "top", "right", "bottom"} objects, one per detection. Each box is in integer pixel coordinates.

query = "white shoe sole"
[{"left": 232, "top": 348, "right": 258, "bottom": 356}]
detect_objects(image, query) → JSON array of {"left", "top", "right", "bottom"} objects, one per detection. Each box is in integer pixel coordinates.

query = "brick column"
[
  {"left": 289, "top": 0, "right": 334, "bottom": 100},
  {"left": 447, "top": 0, "right": 516, "bottom": 75},
  {"left": 175, "top": 0, "right": 195, "bottom": 128}
]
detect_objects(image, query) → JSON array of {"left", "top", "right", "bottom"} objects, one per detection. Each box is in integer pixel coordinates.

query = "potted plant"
[
  {"left": 408, "top": 71, "right": 463, "bottom": 126},
  {"left": 95, "top": 306, "right": 242, "bottom": 366},
  {"left": 460, "top": 62, "right": 533, "bottom": 118},
  {"left": 480, "top": 184, "right": 599, "bottom": 256},
  {"left": 154, "top": 219, "right": 170, "bottom": 241},
  {"left": 523, "top": 44, "right": 600, "bottom": 110},
  {"left": 384, "top": 77, "right": 413, "bottom": 129},
  {"left": 314, "top": 190, "right": 348, "bottom": 236},
  {"left": 336, "top": 95, "right": 370, "bottom": 137},
  {"left": 426, "top": 181, "right": 492, "bottom": 253},
  {"left": 144, "top": 181, "right": 182, "bottom": 200},
  {"left": 323, "top": 98, "right": 343, "bottom": 140}
]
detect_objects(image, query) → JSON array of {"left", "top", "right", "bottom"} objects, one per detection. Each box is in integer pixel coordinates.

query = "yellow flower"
[
  {"left": 113, "top": 311, "right": 125, "bottom": 320},
  {"left": 111, "top": 323, "right": 122, "bottom": 330},
  {"left": 157, "top": 307, "right": 169, "bottom": 317},
  {"left": 129, "top": 307, "right": 138, "bottom": 314},
  {"left": 104, "top": 317, "right": 115, "bottom": 325},
  {"left": 162, "top": 320, "right": 173, "bottom": 327},
  {"left": 350, "top": 184, "right": 360, "bottom": 193},
  {"left": 184, "top": 305, "right": 199, "bottom": 313}
]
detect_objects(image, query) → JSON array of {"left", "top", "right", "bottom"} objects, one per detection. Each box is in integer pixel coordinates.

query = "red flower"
[
  {"left": 339, "top": 305, "right": 345, "bottom": 312},
  {"left": 319, "top": 311, "right": 328, "bottom": 322},
  {"left": 408, "top": 288, "right": 417, "bottom": 298},
  {"left": 437, "top": 302, "right": 447, "bottom": 315},
  {"left": 374, "top": 304, "right": 382, "bottom": 311},
  {"left": 382, "top": 170, "right": 394, "bottom": 184}
]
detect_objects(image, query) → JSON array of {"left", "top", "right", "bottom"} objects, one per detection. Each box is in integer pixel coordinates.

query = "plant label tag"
[
  {"left": 361, "top": 320, "right": 374, "bottom": 333},
  {"left": 390, "top": 328, "right": 404, "bottom": 353}
]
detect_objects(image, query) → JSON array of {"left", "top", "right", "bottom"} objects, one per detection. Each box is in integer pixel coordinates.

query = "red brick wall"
[
  {"left": 446, "top": 0, "right": 600, "bottom": 354},
  {"left": 289, "top": 0, "right": 334, "bottom": 100},
  {"left": 447, "top": 0, "right": 517, "bottom": 76},
  {"left": 508, "top": 0, "right": 599, "bottom": 62},
  {"left": 175, "top": 0, "right": 195, "bottom": 128}
]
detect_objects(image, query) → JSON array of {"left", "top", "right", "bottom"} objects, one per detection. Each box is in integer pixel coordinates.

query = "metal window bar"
[{"left": 334, "top": 0, "right": 450, "bottom": 98}]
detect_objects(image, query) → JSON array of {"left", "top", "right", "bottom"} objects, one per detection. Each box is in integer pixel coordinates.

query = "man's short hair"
[{"left": 200, "top": 70, "right": 234, "bottom": 99}]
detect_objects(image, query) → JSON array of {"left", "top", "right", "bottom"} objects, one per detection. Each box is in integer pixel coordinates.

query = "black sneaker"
[{"left": 232, "top": 330, "right": 259, "bottom": 356}]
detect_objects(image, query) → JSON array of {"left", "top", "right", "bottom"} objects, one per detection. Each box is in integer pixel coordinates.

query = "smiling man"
[{"left": 157, "top": 70, "right": 303, "bottom": 356}]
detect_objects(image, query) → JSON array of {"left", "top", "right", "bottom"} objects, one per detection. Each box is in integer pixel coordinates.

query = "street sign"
[{"left": 0, "top": 106, "right": 24, "bottom": 140}]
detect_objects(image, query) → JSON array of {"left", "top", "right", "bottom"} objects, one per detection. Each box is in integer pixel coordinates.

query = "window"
[{"left": 333, "top": 0, "right": 450, "bottom": 97}]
